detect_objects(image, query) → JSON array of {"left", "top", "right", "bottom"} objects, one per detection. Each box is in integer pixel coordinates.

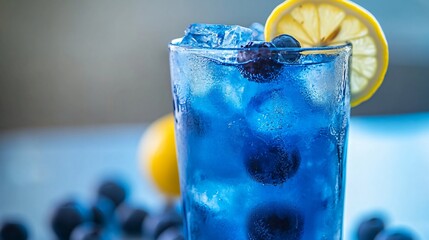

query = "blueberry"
[
  {"left": 237, "top": 42, "right": 283, "bottom": 83},
  {"left": 244, "top": 140, "right": 300, "bottom": 185},
  {"left": 116, "top": 204, "right": 148, "bottom": 236},
  {"left": 272, "top": 34, "right": 301, "bottom": 48},
  {"left": 70, "top": 223, "right": 104, "bottom": 240},
  {"left": 0, "top": 220, "right": 29, "bottom": 240},
  {"left": 90, "top": 197, "right": 115, "bottom": 227},
  {"left": 357, "top": 217, "right": 385, "bottom": 240},
  {"left": 375, "top": 229, "right": 415, "bottom": 240},
  {"left": 50, "top": 199, "right": 90, "bottom": 240},
  {"left": 96, "top": 178, "right": 128, "bottom": 208},
  {"left": 271, "top": 34, "right": 301, "bottom": 62},
  {"left": 156, "top": 227, "right": 184, "bottom": 240},
  {"left": 247, "top": 204, "right": 304, "bottom": 240},
  {"left": 143, "top": 211, "right": 183, "bottom": 239}
]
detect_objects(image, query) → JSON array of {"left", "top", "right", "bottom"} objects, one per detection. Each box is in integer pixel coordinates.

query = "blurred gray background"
[{"left": 0, "top": 0, "right": 428, "bottom": 130}]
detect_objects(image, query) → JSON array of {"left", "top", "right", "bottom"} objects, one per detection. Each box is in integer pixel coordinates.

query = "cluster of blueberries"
[
  {"left": 0, "top": 178, "right": 184, "bottom": 240},
  {"left": 237, "top": 34, "right": 301, "bottom": 83},
  {"left": 357, "top": 216, "right": 416, "bottom": 240}
]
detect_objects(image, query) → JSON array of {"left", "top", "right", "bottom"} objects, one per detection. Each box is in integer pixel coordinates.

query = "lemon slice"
[{"left": 265, "top": 0, "right": 389, "bottom": 107}]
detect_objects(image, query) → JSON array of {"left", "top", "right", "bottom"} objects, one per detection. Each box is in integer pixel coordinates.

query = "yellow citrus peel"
[{"left": 265, "top": 0, "right": 389, "bottom": 106}]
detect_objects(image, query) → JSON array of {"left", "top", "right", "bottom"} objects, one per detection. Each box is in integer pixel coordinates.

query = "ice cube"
[
  {"left": 245, "top": 87, "right": 331, "bottom": 136},
  {"left": 184, "top": 111, "right": 250, "bottom": 179},
  {"left": 219, "top": 71, "right": 257, "bottom": 111},
  {"left": 189, "top": 184, "right": 234, "bottom": 212},
  {"left": 249, "top": 22, "right": 265, "bottom": 41},
  {"left": 299, "top": 55, "right": 343, "bottom": 106},
  {"left": 186, "top": 187, "right": 243, "bottom": 239},
  {"left": 304, "top": 128, "right": 338, "bottom": 168},
  {"left": 189, "top": 65, "right": 251, "bottom": 117},
  {"left": 245, "top": 88, "right": 299, "bottom": 134},
  {"left": 180, "top": 23, "right": 253, "bottom": 48}
]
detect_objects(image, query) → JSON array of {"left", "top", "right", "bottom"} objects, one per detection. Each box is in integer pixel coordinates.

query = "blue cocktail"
[{"left": 169, "top": 24, "right": 351, "bottom": 239}]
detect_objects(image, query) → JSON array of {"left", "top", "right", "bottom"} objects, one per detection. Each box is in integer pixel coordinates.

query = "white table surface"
[{"left": 344, "top": 112, "right": 429, "bottom": 239}]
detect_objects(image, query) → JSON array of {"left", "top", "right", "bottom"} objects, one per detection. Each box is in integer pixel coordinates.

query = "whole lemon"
[{"left": 138, "top": 113, "right": 180, "bottom": 198}]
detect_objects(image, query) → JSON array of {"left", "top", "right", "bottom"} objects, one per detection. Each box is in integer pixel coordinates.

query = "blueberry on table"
[
  {"left": 271, "top": 34, "right": 301, "bottom": 62},
  {"left": 375, "top": 229, "right": 415, "bottom": 240},
  {"left": 116, "top": 204, "right": 148, "bottom": 236},
  {"left": 247, "top": 204, "right": 304, "bottom": 240},
  {"left": 90, "top": 197, "right": 115, "bottom": 227},
  {"left": 357, "top": 217, "right": 385, "bottom": 240},
  {"left": 0, "top": 220, "right": 29, "bottom": 240},
  {"left": 237, "top": 42, "right": 283, "bottom": 83},
  {"left": 156, "top": 227, "right": 184, "bottom": 240},
  {"left": 143, "top": 211, "right": 183, "bottom": 240},
  {"left": 50, "top": 200, "right": 90, "bottom": 240},
  {"left": 96, "top": 178, "right": 128, "bottom": 208},
  {"left": 245, "top": 140, "right": 300, "bottom": 185},
  {"left": 70, "top": 223, "right": 104, "bottom": 240}
]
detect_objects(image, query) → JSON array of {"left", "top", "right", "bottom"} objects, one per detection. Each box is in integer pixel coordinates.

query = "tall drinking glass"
[{"left": 169, "top": 39, "right": 352, "bottom": 239}]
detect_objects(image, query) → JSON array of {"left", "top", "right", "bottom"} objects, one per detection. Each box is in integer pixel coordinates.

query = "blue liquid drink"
[{"left": 169, "top": 25, "right": 351, "bottom": 240}]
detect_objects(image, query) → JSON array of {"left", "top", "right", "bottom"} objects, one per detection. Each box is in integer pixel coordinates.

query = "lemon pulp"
[{"left": 265, "top": 0, "right": 389, "bottom": 107}]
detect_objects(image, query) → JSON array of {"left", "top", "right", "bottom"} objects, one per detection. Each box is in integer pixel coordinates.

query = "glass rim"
[{"left": 169, "top": 38, "right": 352, "bottom": 52}]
